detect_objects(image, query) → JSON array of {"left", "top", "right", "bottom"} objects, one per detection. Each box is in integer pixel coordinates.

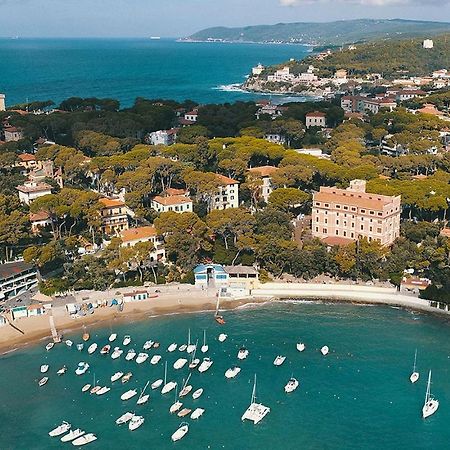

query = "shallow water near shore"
[{"left": 1, "top": 302, "right": 450, "bottom": 450}]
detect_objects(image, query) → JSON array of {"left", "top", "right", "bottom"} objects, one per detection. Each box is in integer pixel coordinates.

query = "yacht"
[
  {"left": 125, "top": 349, "right": 137, "bottom": 361},
  {"left": 237, "top": 347, "right": 249, "bottom": 360},
  {"left": 192, "top": 388, "right": 203, "bottom": 399},
  {"left": 96, "top": 386, "right": 110, "bottom": 396},
  {"left": 65, "top": 340, "right": 73, "bottom": 348},
  {"left": 121, "top": 389, "right": 138, "bottom": 401},
  {"left": 170, "top": 385, "right": 183, "bottom": 413},
  {"left": 129, "top": 415, "right": 144, "bottom": 431},
  {"left": 136, "top": 352, "right": 149, "bottom": 364},
  {"left": 87, "top": 343, "right": 98, "bottom": 355},
  {"left": 100, "top": 345, "right": 111, "bottom": 355},
  {"left": 201, "top": 330, "right": 208, "bottom": 353},
  {"left": 178, "top": 408, "right": 192, "bottom": 418},
  {"left": 225, "top": 366, "right": 241, "bottom": 379},
  {"left": 46, "top": 342, "right": 54, "bottom": 351},
  {"left": 410, "top": 349, "right": 420, "bottom": 384},
  {"left": 422, "top": 370, "right": 439, "bottom": 419},
  {"left": 161, "top": 361, "right": 177, "bottom": 394},
  {"left": 108, "top": 333, "right": 117, "bottom": 342},
  {"left": 150, "top": 354, "right": 161, "bottom": 365},
  {"left": 179, "top": 374, "right": 193, "bottom": 397},
  {"left": 81, "top": 384, "right": 91, "bottom": 392},
  {"left": 189, "top": 340, "right": 200, "bottom": 369},
  {"left": 320, "top": 346, "right": 329, "bottom": 356},
  {"left": 40, "top": 364, "right": 49, "bottom": 373},
  {"left": 198, "top": 357, "right": 213, "bottom": 373},
  {"left": 57, "top": 366, "right": 67, "bottom": 376},
  {"left": 167, "top": 343, "right": 177, "bottom": 352},
  {"left": 186, "top": 329, "right": 196, "bottom": 354},
  {"left": 75, "top": 362, "right": 89, "bottom": 376},
  {"left": 190, "top": 408, "right": 205, "bottom": 420},
  {"left": 151, "top": 379, "right": 163, "bottom": 390},
  {"left": 38, "top": 377, "right": 49, "bottom": 387},
  {"left": 111, "top": 347, "right": 123, "bottom": 359},
  {"left": 61, "top": 428, "right": 85, "bottom": 442},
  {"left": 123, "top": 335, "right": 131, "bottom": 346},
  {"left": 49, "top": 421, "right": 71, "bottom": 437},
  {"left": 76, "top": 343, "right": 84, "bottom": 352},
  {"left": 273, "top": 356, "right": 286, "bottom": 366},
  {"left": 173, "top": 358, "right": 188, "bottom": 370},
  {"left": 171, "top": 422, "right": 189, "bottom": 442},
  {"left": 296, "top": 343, "right": 305, "bottom": 352},
  {"left": 116, "top": 412, "right": 134, "bottom": 425},
  {"left": 71, "top": 433, "right": 97, "bottom": 446},
  {"left": 218, "top": 333, "right": 228, "bottom": 342},
  {"left": 121, "top": 372, "right": 133, "bottom": 383},
  {"left": 137, "top": 381, "right": 150, "bottom": 405},
  {"left": 143, "top": 340, "right": 154, "bottom": 350},
  {"left": 241, "top": 375, "right": 270, "bottom": 424},
  {"left": 284, "top": 377, "right": 299, "bottom": 393},
  {"left": 111, "top": 372, "right": 124, "bottom": 382}
]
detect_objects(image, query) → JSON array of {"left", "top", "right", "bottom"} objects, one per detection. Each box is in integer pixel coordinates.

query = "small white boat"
[
  {"left": 273, "top": 355, "right": 286, "bottom": 366},
  {"left": 116, "top": 411, "right": 134, "bottom": 425},
  {"left": 167, "top": 343, "right": 177, "bottom": 352},
  {"left": 121, "top": 372, "right": 133, "bottom": 383},
  {"left": 171, "top": 422, "right": 189, "bottom": 442},
  {"left": 237, "top": 347, "right": 249, "bottom": 360},
  {"left": 65, "top": 340, "right": 73, "bottom": 348},
  {"left": 320, "top": 346, "right": 329, "bottom": 356},
  {"left": 49, "top": 421, "right": 71, "bottom": 437},
  {"left": 192, "top": 388, "right": 203, "bottom": 399},
  {"left": 178, "top": 408, "right": 192, "bottom": 418},
  {"left": 72, "top": 433, "right": 97, "bottom": 446},
  {"left": 109, "top": 333, "right": 117, "bottom": 342},
  {"left": 129, "top": 415, "right": 144, "bottom": 431},
  {"left": 190, "top": 408, "right": 205, "bottom": 420},
  {"left": 90, "top": 386, "right": 101, "bottom": 394},
  {"left": 178, "top": 344, "right": 187, "bottom": 352},
  {"left": 121, "top": 389, "right": 138, "bottom": 401},
  {"left": 81, "top": 384, "right": 91, "bottom": 392},
  {"left": 100, "top": 345, "right": 111, "bottom": 355},
  {"left": 170, "top": 400, "right": 183, "bottom": 414},
  {"left": 179, "top": 374, "right": 192, "bottom": 398},
  {"left": 410, "top": 349, "right": 420, "bottom": 384},
  {"left": 143, "top": 340, "right": 154, "bottom": 350},
  {"left": 296, "top": 343, "right": 305, "bottom": 352},
  {"left": 61, "top": 428, "right": 85, "bottom": 442},
  {"left": 422, "top": 370, "right": 439, "bottom": 419},
  {"left": 111, "top": 347, "right": 123, "bottom": 359},
  {"left": 125, "top": 349, "right": 137, "bottom": 361},
  {"left": 96, "top": 386, "right": 110, "bottom": 395},
  {"left": 76, "top": 343, "right": 84, "bottom": 352},
  {"left": 162, "top": 381, "right": 177, "bottom": 394},
  {"left": 111, "top": 371, "right": 124, "bottom": 382},
  {"left": 57, "top": 366, "right": 67, "bottom": 376},
  {"left": 137, "top": 381, "right": 150, "bottom": 405},
  {"left": 151, "top": 379, "right": 163, "bottom": 390},
  {"left": 46, "top": 342, "right": 55, "bottom": 351},
  {"left": 38, "top": 377, "right": 48, "bottom": 387},
  {"left": 173, "top": 358, "right": 188, "bottom": 370},
  {"left": 40, "top": 364, "right": 49, "bottom": 373},
  {"left": 123, "top": 335, "right": 131, "bottom": 346},
  {"left": 136, "top": 352, "right": 149, "bottom": 364},
  {"left": 75, "top": 362, "right": 89, "bottom": 375},
  {"left": 186, "top": 329, "right": 196, "bottom": 354},
  {"left": 198, "top": 357, "right": 213, "bottom": 373},
  {"left": 87, "top": 343, "right": 98, "bottom": 355},
  {"left": 150, "top": 354, "right": 161, "bottom": 365},
  {"left": 189, "top": 358, "right": 200, "bottom": 369},
  {"left": 284, "top": 377, "right": 299, "bottom": 393},
  {"left": 241, "top": 374, "right": 270, "bottom": 424},
  {"left": 225, "top": 366, "right": 241, "bottom": 379},
  {"left": 201, "top": 330, "right": 208, "bottom": 353},
  {"left": 218, "top": 333, "right": 227, "bottom": 342}
]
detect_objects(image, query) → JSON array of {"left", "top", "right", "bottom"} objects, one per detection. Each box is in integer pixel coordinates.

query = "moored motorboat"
[
  {"left": 143, "top": 340, "right": 154, "bottom": 350},
  {"left": 218, "top": 333, "right": 227, "bottom": 342},
  {"left": 65, "top": 340, "right": 73, "bottom": 348},
  {"left": 46, "top": 342, "right": 54, "bottom": 351},
  {"left": 215, "top": 315, "right": 225, "bottom": 325},
  {"left": 108, "top": 333, "right": 117, "bottom": 342},
  {"left": 82, "top": 332, "right": 90, "bottom": 342},
  {"left": 49, "top": 421, "right": 71, "bottom": 437},
  {"left": 136, "top": 352, "right": 149, "bottom": 364},
  {"left": 198, "top": 357, "right": 213, "bottom": 373},
  {"left": 125, "top": 349, "right": 137, "bottom": 361},
  {"left": 225, "top": 366, "right": 241, "bottom": 379},
  {"left": 90, "top": 386, "right": 101, "bottom": 394},
  {"left": 190, "top": 408, "right": 205, "bottom": 420},
  {"left": 100, "top": 344, "right": 111, "bottom": 355},
  {"left": 171, "top": 422, "right": 189, "bottom": 442},
  {"left": 57, "top": 366, "right": 67, "bottom": 376},
  {"left": 153, "top": 342, "right": 160, "bottom": 349},
  {"left": 178, "top": 344, "right": 187, "bottom": 352},
  {"left": 96, "top": 386, "right": 110, "bottom": 395},
  {"left": 320, "top": 346, "right": 329, "bottom": 356},
  {"left": 151, "top": 379, "right": 163, "bottom": 390},
  {"left": 72, "top": 433, "right": 97, "bottom": 446},
  {"left": 111, "top": 347, "right": 123, "bottom": 359},
  {"left": 61, "top": 428, "right": 85, "bottom": 442},
  {"left": 150, "top": 354, "right": 161, "bottom": 365},
  {"left": 177, "top": 408, "right": 192, "bottom": 418},
  {"left": 192, "top": 388, "right": 203, "bottom": 399},
  {"left": 237, "top": 347, "right": 249, "bottom": 360},
  {"left": 40, "top": 364, "right": 49, "bottom": 373},
  {"left": 87, "top": 343, "right": 98, "bottom": 355},
  {"left": 123, "top": 335, "right": 131, "bottom": 346},
  {"left": 38, "top": 377, "right": 49, "bottom": 387},
  {"left": 121, "top": 389, "right": 138, "bottom": 401},
  {"left": 284, "top": 377, "right": 299, "bottom": 393},
  {"left": 167, "top": 343, "right": 177, "bottom": 352},
  {"left": 162, "top": 381, "right": 177, "bottom": 394},
  {"left": 76, "top": 343, "right": 84, "bottom": 352},
  {"left": 111, "top": 371, "right": 124, "bottom": 382},
  {"left": 173, "top": 358, "right": 188, "bottom": 370},
  {"left": 116, "top": 411, "right": 134, "bottom": 425},
  {"left": 128, "top": 415, "right": 144, "bottom": 431},
  {"left": 121, "top": 372, "right": 133, "bottom": 383},
  {"left": 81, "top": 384, "right": 91, "bottom": 392},
  {"left": 75, "top": 362, "right": 89, "bottom": 375},
  {"left": 296, "top": 342, "right": 305, "bottom": 352},
  {"left": 273, "top": 355, "right": 286, "bottom": 366}
]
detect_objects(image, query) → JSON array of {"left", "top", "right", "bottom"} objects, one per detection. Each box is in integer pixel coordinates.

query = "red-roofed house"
[
  {"left": 151, "top": 194, "right": 193, "bottom": 214},
  {"left": 16, "top": 181, "right": 52, "bottom": 205},
  {"left": 248, "top": 166, "right": 279, "bottom": 203},
  {"left": 305, "top": 111, "right": 326, "bottom": 129},
  {"left": 213, "top": 174, "right": 239, "bottom": 210},
  {"left": 99, "top": 198, "right": 131, "bottom": 235},
  {"left": 17, "top": 153, "right": 37, "bottom": 170},
  {"left": 3, "top": 126, "right": 23, "bottom": 142},
  {"left": 184, "top": 109, "right": 198, "bottom": 123},
  {"left": 30, "top": 211, "right": 52, "bottom": 234},
  {"left": 120, "top": 226, "right": 166, "bottom": 262}
]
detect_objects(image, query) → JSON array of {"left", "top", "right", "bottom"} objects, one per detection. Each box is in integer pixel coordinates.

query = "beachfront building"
[
  {"left": 194, "top": 264, "right": 229, "bottom": 288},
  {"left": 147, "top": 129, "right": 178, "bottom": 146},
  {"left": 150, "top": 192, "right": 193, "bottom": 214},
  {"left": 248, "top": 166, "right": 279, "bottom": 203},
  {"left": 16, "top": 181, "right": 52, "bottom": 205},
  {"left": 312, "top": 179, "right": 401, "bottom": 246},
  {"left": 0, "top": 261, "right": 39, "bottom": 302},
  {"left": 119, "top": 225, "right": 166, "bottom": 262},
  {"left": 123, "top": 290, "right": 149, "bottom": 302},
  {"left": 212, "top": 174, "right": 239, "bottom": 210},
  {"left": 224, "top": 265, "right": 259, "bottom": 290},
  {"left": 305, "top": 111, "right": 326, "bottom": 129},
  {"left": 99, "top": 198, "right": 131, "bottom": 235}
]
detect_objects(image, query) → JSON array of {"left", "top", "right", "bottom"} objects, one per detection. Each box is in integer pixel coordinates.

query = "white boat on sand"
[
  {"left": 241, "top": 374, "right": 270, "bottom": 424},
  {"left": 49, "top": 421, "right": 71, "bottom": 437},
  {"left": 422, "top": 370, "right": 439, "bottom": 419},
  {"left": 61, "top": 428, "right": 85, "bottom": 442},
  {"left": 72, "top": 433, "right": 97, "bottom": 446},
  {"left": 171, "top": 422, "right": 189, "bottom": 442}
]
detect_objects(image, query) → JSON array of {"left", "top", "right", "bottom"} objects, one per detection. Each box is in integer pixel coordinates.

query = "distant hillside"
[{"left": 188, "top": 19, "right": 450, "bottom": 46}]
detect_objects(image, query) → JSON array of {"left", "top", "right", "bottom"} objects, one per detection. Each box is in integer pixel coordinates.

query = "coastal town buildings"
[
  {"left": 0, "top": 261, "right": 39, "bottom": 302},
  {"left": 99, "top": 198, "right": 131, "bottom": 235},
  {"left": 119, "top": 226, "right": 166, "bottom": 262},
  {"left": 264, "top": 133, "right": 286, "bottom": 145},
  {"left": 252, "top": 63, "right": 265, "bottom": 76},
  {"left": 184, "top": 109, "right": 198, "bottom": 123},
  {"left": 16, "top": 181, "right": 52, "bottom": 205},
  {"left": 3, "top": 126, "right": 23, "bottom": 142},
  {"left": 0, "top": 93, "right": 5, "bottom": 111},
  {"left": 248, "top": 165, "right": 279, "bottom": 203},
  {"left": 312, "top": 179, "right": 401, "bottom": 246},
  {"left": 212, "top": 174, "right": 239, "bottom": 210},
  {"left": 147, "top": 129, "right": 178, "bottom": 146},
  {"left": 29, "top": 211, "right": 52, "bottom": 234},
  {"left": 150, "top": 191, "right": 193, "bottom": 214},
  {"left": 305, "top": 111, "right": 327, "bottom": 129}
]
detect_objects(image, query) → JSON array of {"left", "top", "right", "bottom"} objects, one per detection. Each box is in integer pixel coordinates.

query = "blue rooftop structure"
[{"left": 194, "top": 263, "right": 228, "bottom": 288}]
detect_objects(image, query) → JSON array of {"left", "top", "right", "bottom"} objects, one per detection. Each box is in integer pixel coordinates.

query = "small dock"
[{"left": 49, "top": 314, "right": 61, "bottom": 343}]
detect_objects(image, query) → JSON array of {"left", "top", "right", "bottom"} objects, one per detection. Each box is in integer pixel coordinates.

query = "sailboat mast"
[
  {"left": 203, "top": 330, "right": 206, "bottom": 347},
  {"left": 164, "top": 361, "right": 167, "bottom": 385},
  {"left": 188, "top": 329, "right": 191, "bottom": 346},
  {"left": 413, "top": 349, "right": 417, "bottom": 372},
  {"left": 251, "top": 374, "right": 257, "bottom": 404},
  {"left": 425, "top": 370, "right": 431, "bottom": 404}
]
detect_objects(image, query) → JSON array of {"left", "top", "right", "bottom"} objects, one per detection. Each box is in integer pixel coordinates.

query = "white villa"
[
  {"left": 212, "top": 174, "right": 239, "bottom": 210},
  {"left": 16, "top": 181, "right": 52, "bottom": 205}
]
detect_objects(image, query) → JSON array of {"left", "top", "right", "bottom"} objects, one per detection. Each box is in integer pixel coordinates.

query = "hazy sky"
[{"left": 1, "top": 0, "right": 450, "bottom": 37}]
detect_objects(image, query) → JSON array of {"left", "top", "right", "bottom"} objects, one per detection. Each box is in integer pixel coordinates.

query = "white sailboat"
[
  {"left": 178, "top": 344, "right": 187, "bottom": 352},
  {"left": 137, "top": 381, "right": 150, "bottom": 405},
  {"left": 49, "top": 421, "right": 71, "bottom": 437},
  {"left": 284, "top": 377, "right": 299, "bottom": 393},
  {"left": 136, "top": 352, "right": 149, "bottom": 364},
  {"left": 81, "top": 383, "right": 91, "bottom": 393},
  {"left": 179, "top": 373, "right": 193, "bottom": 397},
  {"left": 191, "top": 408, "right": 205, "bottom": 420},
  {"left": 150, "top": 354, "right": 162, "bottom": 365},
  {"left": 71, "top": 433, "right": 97, "bottom": 446},
  {"left": 38, "top": 377, "right": 48, "bottom": 387},
  {"left": 87, "top": 343, "right": 97, "bottom": 355},
  {"left": 198, "top": 357, "right": 213, "bottom": 373},
  {"left": 61, "top": 428, "right": 85, "bottom": 442},
  {"left": 151, "top": 378, "right": 163, "bottom": 390},
  {"left": 121, "top": 389, "right": 138, "bottom": 401},
  {"left": 187, "top": 329, "right": 196, "bottom": 354},
  {"left": 128, "top": 415, "right": 144, "bottom": 431},
  {"left": 422, "top": 370, "right": 439, "bottom": 419},
  {"left": 161, "top": 361, "right": 177, "bottom": 394},
  {"left": 410, "top": 349, "right": 420, "bottom": 384},
  {"left": 96, "top": 386, "right": 110, "bottom": 396},
  {"left": 241, "top": 374, "right": 270, "bottom": 424},
  {"left": 320, "top": 346, "right": 329, "bottom": 356},
  {"left": 273, "top": 355, "right": 286, "bottom": 366},
  {"left": 192, "top": 388, "right": 203, "bottom": 399},
  {"left": 170, "top": 385, "right": 183, "bottom": 413},
  {"left": 171, "top": 422, "right": 189, "bottom": 442},
  {"left": 201, "top": 330, "right": 208, "bottom": 353}
]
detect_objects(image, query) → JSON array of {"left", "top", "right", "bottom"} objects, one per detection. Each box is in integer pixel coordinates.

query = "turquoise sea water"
[
  {"left": 0, "top": 39, "right": 309, "bottom": 107},
  {"left": 1, "top": 302, "right": 450, "bottom": 449}
]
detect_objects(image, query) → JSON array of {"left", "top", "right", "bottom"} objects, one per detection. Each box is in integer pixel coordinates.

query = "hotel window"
[
  {"left": 336, "top": 220, "right": 339, "bottom": 225},
  {"left": 323, "top": 228, "right": 327, "bottom": 233},
  {"left": 344, "top": 206, "right": 348, "bottom": 210},
  {"left": 361, "top": 225, "right": 364, "bottom": 230},
  {"left": 370, "top": 211, "right": 374, "bottom": 215},
  {"left": 315, "top": 202, "right": 320, "bottom": 206},
  {"left": 325, "top": 219, "right": 328, "bottom": 224},
  {"left": 324, "top": 203, "right": 329, "bottom": 207},
  {"left": 316, "top": 217, "right": 319, "bottom": 222},
  {"left": 336, "top": 205, "right": 341, "bottom": 209},
  {"left": 370, "top": 227, "right": 373, "bottom": 232},
  {"left": 343, "top": 231, "right": 347, "bottom": 237},
  {"left": 352, "top": 223, "right": 355, "bottom": 228},
  {"left": 361, "top": 209, "right": 365, "bottom": 213},
  {"left": 378, "top": 212, "right": 382, "bottom": 216},
  {"left": 377, "top": 228, "right": 382, "bottom": 233},
  {"left": 351, "top": 207, "right": 356, "bottom": 211},
  {"left": 315, "top": 227, "right": 319, "bottom": 232},
  {"left": 336, "top": 230, "right": 339, "bottom": 235},
  {"left": 351, "top": 233, "right": 354, "bottom": 238}
]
